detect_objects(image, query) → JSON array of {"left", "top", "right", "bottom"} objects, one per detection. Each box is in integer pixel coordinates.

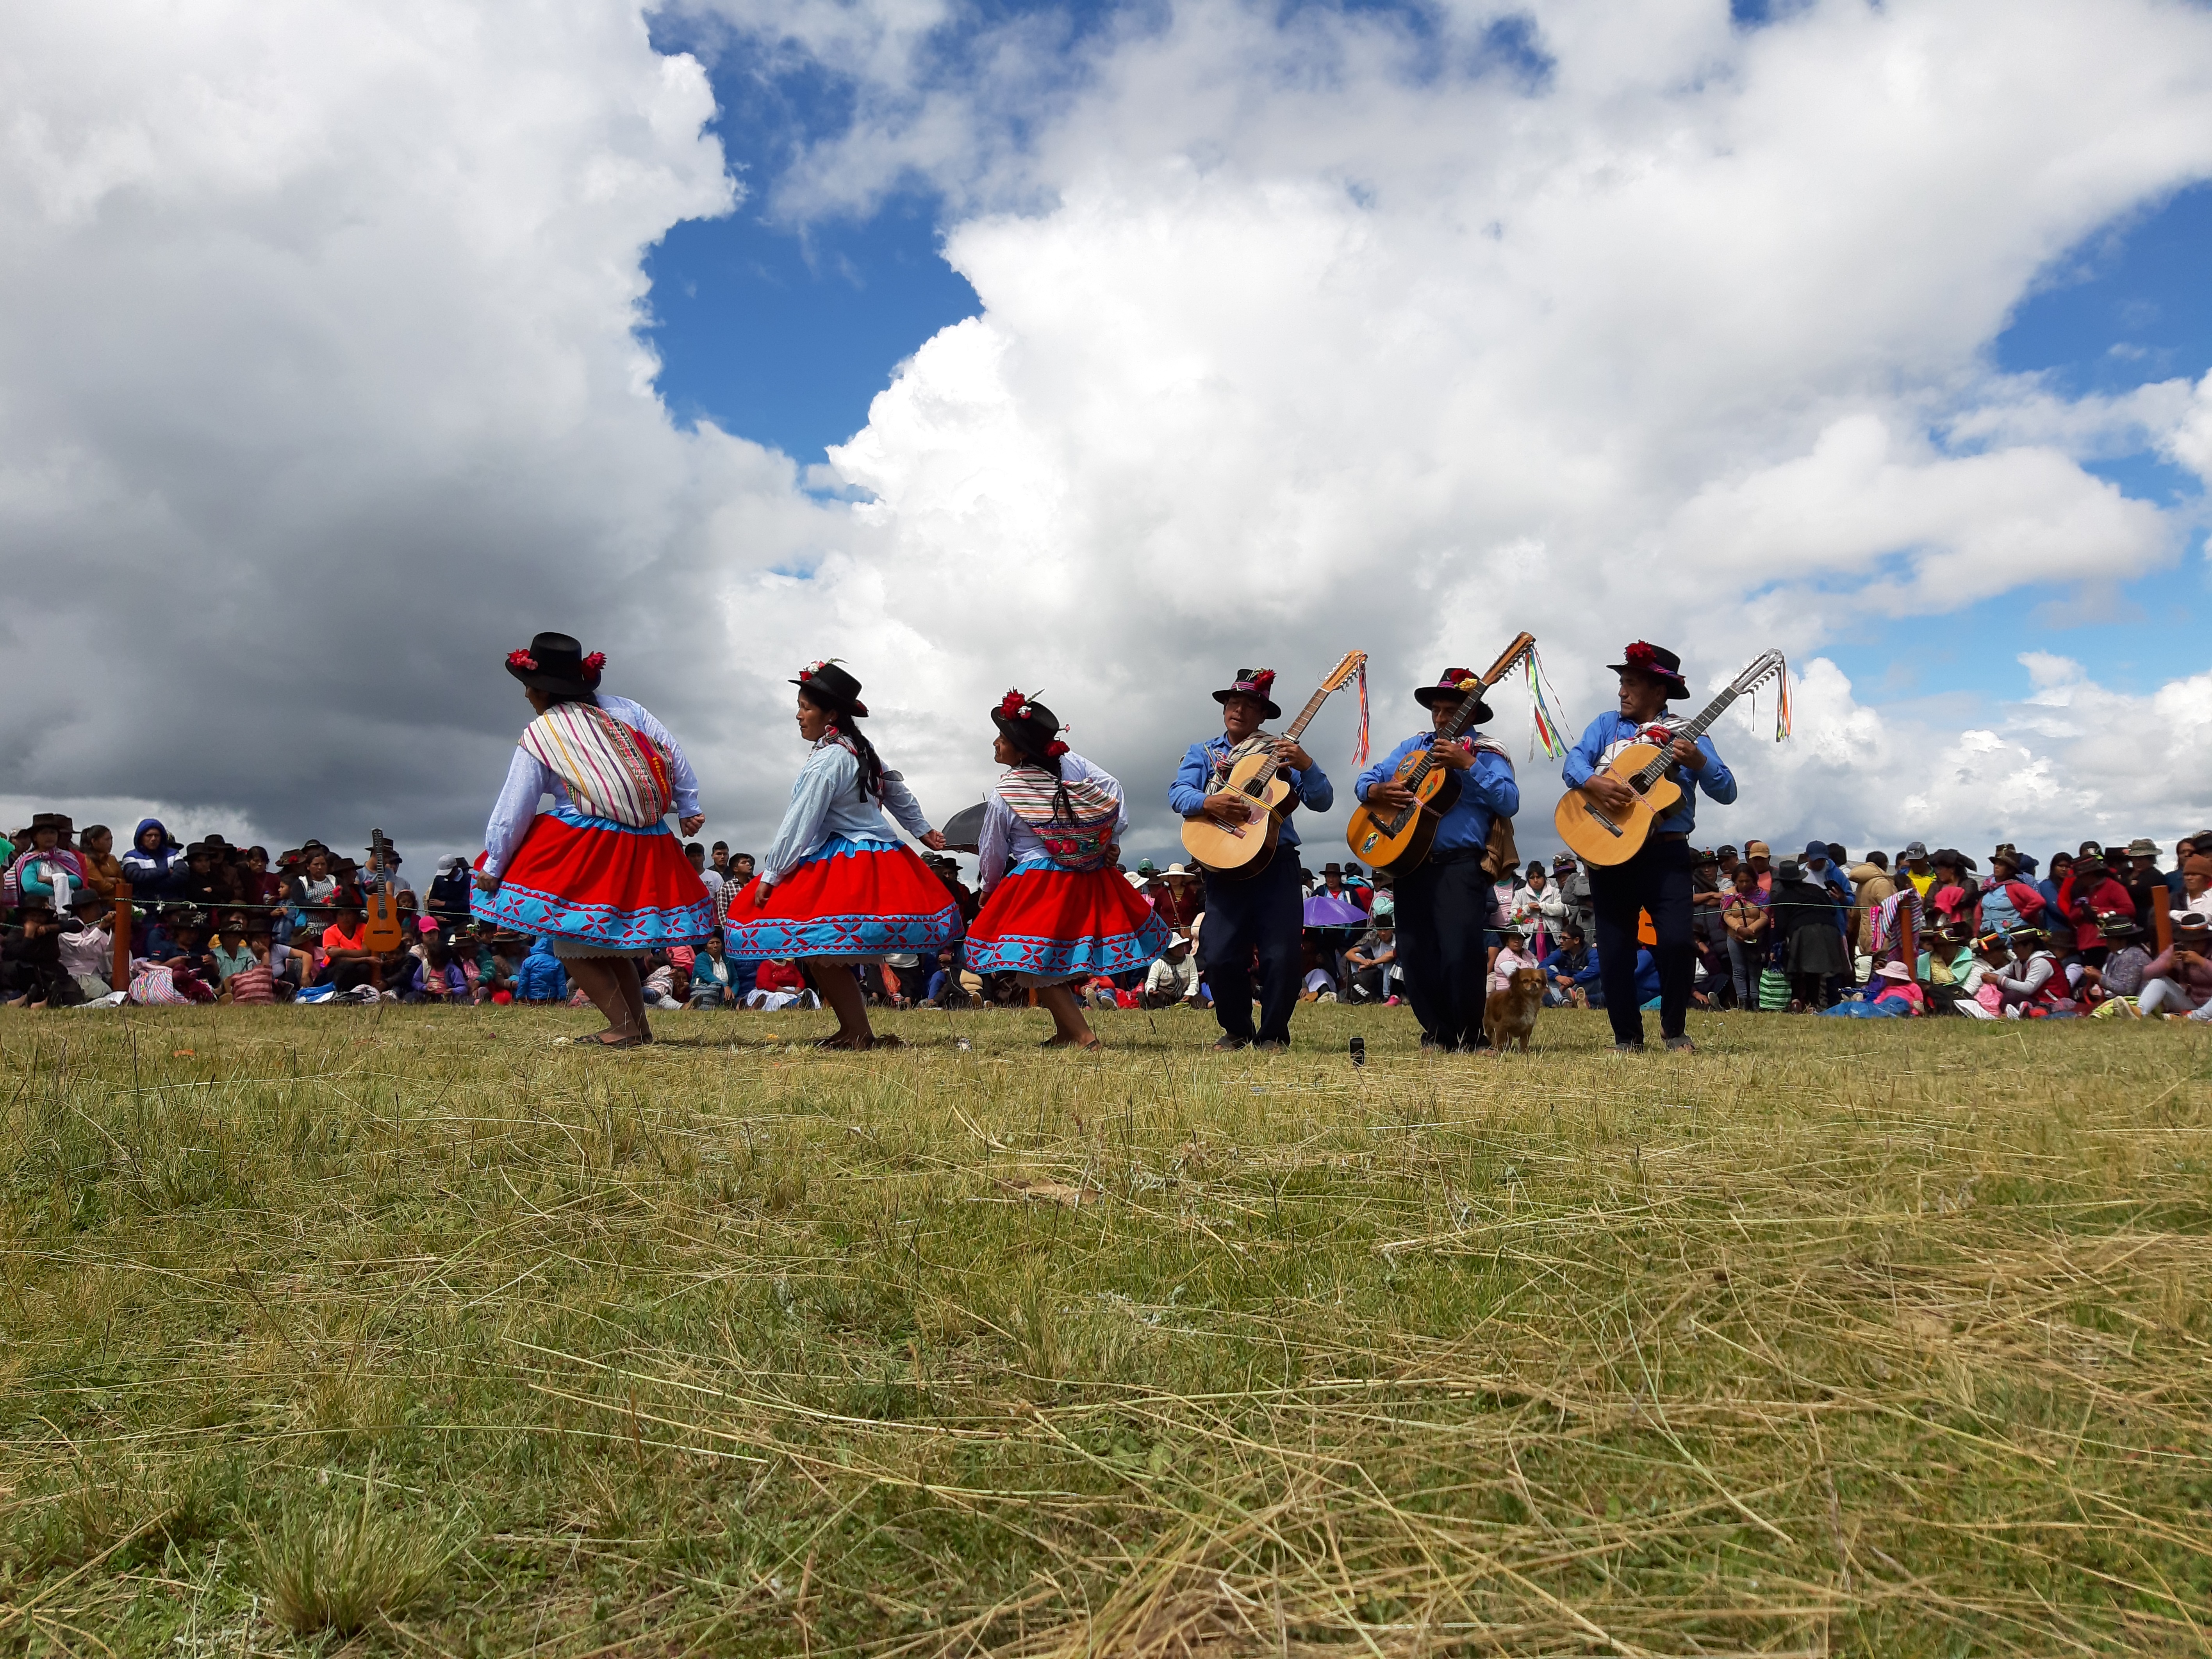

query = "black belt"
[{"left": 1425, "top": 846, "right": 1488, "bottom": 867}]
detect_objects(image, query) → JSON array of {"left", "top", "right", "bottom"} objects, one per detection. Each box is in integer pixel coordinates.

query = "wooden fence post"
[{"left": 111, "top": 899, "right": 131, "bottom": 993}]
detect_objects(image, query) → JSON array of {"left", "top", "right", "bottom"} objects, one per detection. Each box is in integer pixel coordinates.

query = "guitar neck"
[
  {"left": 1240, "top": 683, "right": 1334, "bottom": 794},
  {"left": 1399, "top": 638, "right": 1530, "bottom": 789},
  {"left": 1630, "top": 687, "right": 1735, "bottom": 786}
]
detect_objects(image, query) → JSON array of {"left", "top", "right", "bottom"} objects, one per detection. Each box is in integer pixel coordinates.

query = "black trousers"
[
  {"left": 1588, "top": 837, "right": 1695, "bottom": 1044},
  {"left": 1393, "top": 851, "right": 1495, "bottom": 1049},
  {"left": 1199, "top": 844, "right": 1303, "bottom": 1044}
]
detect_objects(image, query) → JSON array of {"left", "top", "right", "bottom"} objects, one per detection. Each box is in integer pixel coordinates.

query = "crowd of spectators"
[{"left": 4, "top": 814, "right": 2205, "bottom": 1025}]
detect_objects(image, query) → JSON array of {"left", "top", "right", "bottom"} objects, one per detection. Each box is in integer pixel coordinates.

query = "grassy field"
[{"left": 1, "top": 1001, "right": 2209, "bottom": 1656}]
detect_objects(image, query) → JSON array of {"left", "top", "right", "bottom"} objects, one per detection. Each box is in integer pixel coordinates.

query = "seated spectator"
[
  {"left": 642, "top": 952, "right": 684, "bottom": 1010},
  {"left": 1955, "top": 933, "right": 2011, "bottom": 1020},
  {"left": 922, "top": 947, "right": 966, "bottom": 1008},
  {"left": 119, "top": 818, "right": 186, "bottom": 900},
  {"left": 1488, "top": 923, "right": 1537, "bottom": 994},
  {"left": 687, "top": 935, "right": 740, "bottom": 1007},
  {"left": 289, "top": 850, "right": 339, "bottom": 909},
  {"left": 59, "top": 896, "right": 118, "bottom": 1002},
  {"left": 1915, "top": 922, "right": 1977, "bottom": 1012},
  {"left": 1977, "top": 848, "right": 2044, "bottom": 937},
  {"left": 222, "top": 937, "right": 280, "bottom": 1005},
  {"left": 2176, "top": 831, "right": 2212, "bottom": 923},
  {"left": 1298, "top": 937, "right": 1337, "bottom": 1003},
  {"left": 1865, "top": 960, "right": 1926, "bottom": 1015},
  {"left": 3, "top": 906, "right": 75, "bottom": 1006},
  {"left": 1541, "top": 925, "right": 1596, "bottom": 1007},
  {"left": 2139, "top": 914, "right": 2212, "bottom": 1020},
  {"left": 1993, "top": 926, "right": 2073, "bottom": 1017},
  {"left": 427, "top": 855, "right": 473, "bottom": 921},
  {"left": 514, "top": 937, "right": 568, "bottom": 1003},
  {"left": 1341, "top": 925, "right": 1395, "bottom": 1003},
  {"left": 2082, "top": 914, "right": 2152, "bottom": 1010},
  {"left": 207, "top": 921, "right": 256, "bottom": 986},
  {"left": 70, "top": 824, "right": 127, "bottom": 903},
  {"left": 318, "top": 904, "right": 376, "bottom": 992},
  {"left": 746, "top": 957, "right": 816, "bottom": 1010},
  {"left": 5, "top": 815, "right": 89, "bottom": 912},
  {"left": 1143, "top": 933, "right": 1203, "bottom": 1007}
]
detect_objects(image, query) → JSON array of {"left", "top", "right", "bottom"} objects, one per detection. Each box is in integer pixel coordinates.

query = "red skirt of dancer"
[
  {"left": 724, "top": 835, "right": 962, "bottom": 960},
  {"left": 962, "top": 857, "right": 1170, "bottom": 983},
  {"left": 471, "top": 807, "right": 714, "bottom": 949}
]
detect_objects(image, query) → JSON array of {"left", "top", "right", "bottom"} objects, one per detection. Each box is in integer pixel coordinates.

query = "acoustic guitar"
[
  {"left": 362, "top": 827, "right": 407, "bottom": 954},
  {"left": 1345, "top": 632, "right": 1537, "bottom": 876},
  {"left": 1180, "top": 651, "right": 1368, "bottom": 878},
  {"left": 1553, "top": 650, "right": 1786, "bottom": 867}
]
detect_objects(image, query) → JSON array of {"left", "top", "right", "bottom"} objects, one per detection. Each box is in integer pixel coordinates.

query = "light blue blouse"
[
  {"left": 760, "top": 740, "right": 934, "bottom": 883},
  {"left": 977, "top": 753, "right": 1128, "bottom": 894},
  {"left": 482, "top": 695, "right": 702, "bottom": 878}
]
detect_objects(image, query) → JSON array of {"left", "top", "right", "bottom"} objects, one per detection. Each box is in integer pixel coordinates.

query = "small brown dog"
[{"left": 1484, "top": 967, "right": 1546, "bottom": 1053}]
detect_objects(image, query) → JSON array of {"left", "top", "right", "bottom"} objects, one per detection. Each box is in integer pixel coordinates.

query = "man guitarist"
[
  {"left": 1170, "top": 668, "right": 1332, "bottom": 1050},
  {"left": 1561, "top": 642, "right": 1737, "bottom": 1053},
  {"left": 1353, "top": 669, "right": 1520, "bottom": 1052}
]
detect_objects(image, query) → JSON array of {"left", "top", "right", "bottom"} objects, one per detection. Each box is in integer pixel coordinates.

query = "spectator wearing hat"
[
  {"left": 2177, "top": 833, "right": 2212, "bottom": 924},
  {"left": 1977, "top": 847, "right": 2045, "bottom": 938},
  {"left": 427, "top": 855, "right": 473, "bottom": 922},
  {"left": 1560, "top": 641, "right": 1738, "bottom": 1052},
  {"left": 1993, "top": 926, "right": 2073, "bottom": 1016},
  {"left": 475, "top": 631, "right": 717, "bottom": 1047},
  {"left": 2118, "top": 838, "right": 2171, "bottom": 939},
  {"left": 1865, "top": 960, "right": 1926, "bottom": 1015},
  {"left": 2080, "top": 913, "right": 2154, "bottom": 1010},
  {"left": 1170, "top": 667, "right": 1334, "bottom": 1051},
  {"left": 2057, "top": 849, "right": 2135, "bottom": 968},
  {"left": 2035, "top": 852, "right": 2077, "bottom": 957},
  {"left": 727, "top": 659, "right": 956, "bottom": 1051},
  {"left": 1741, "top": 840, "right": 1773, "bottom": 898},
  {"left": 1355, "top": 667, "right": 1520, "bottom": 1053},
  {"left": 1897, "top": 840, "right": 1936, "bottom": 900},
  {"left": 1770, "top": 858, "right": 1848, "bottom": 1010},
  {"left": 2139, "top": 915, "right": 2212, "bottom": 1019},
  {"left": 3, "top": 814, "right": 86, "bottom": 910}
]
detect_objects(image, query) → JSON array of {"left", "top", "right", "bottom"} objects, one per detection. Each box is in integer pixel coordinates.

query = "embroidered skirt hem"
[
  {"left": 472, "top": 810, "right": 714, "bottom": 949},
  {"left": 724, "top": 837, "right": 962, "bottom": 961},
  {"left": 963, "top": 862, "right": 1170, "bottom": 984}
]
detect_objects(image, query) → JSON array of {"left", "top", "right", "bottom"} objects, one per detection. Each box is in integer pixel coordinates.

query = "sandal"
[
  {"left": 814, "top": 1033, "right": 873, "bottom": 1051},
  {"left": 1041, "top": 1035, "right": 1103, "bottom": 1050},
  {"left": 589, "top": 1031, "right": 646, "bottom": 1049}
]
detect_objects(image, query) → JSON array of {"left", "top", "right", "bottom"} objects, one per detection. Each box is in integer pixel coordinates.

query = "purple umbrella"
[{"left": 1303, "top": 892, "right": 1367, "bottom": 928}]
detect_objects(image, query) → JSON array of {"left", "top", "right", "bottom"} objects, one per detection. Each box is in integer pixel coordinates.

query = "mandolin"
[
  {"left": 362, "top": 828, "right": 407, "bottom": 954},
  {"left": 1553, "top": 650, "right": 1786, "bottom": 867},
  {"left": 1345, "top": 632, "right": 1537, "bottom": 876},
  {"left": 1180, "top": 652, "right": 1368, "bottom": 878}
]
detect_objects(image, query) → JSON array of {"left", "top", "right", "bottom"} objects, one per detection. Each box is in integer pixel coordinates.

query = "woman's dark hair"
[
  {"left": 1004, "top": 723, "right": 1080, "bottom": 822},
  {"left": 801, "top": 686, "right": 886, "bottom": 801}
]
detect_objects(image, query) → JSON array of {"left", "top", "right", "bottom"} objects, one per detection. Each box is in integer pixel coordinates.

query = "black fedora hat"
[
  {"left": 1212, "top": 669, "right": 1281, "bottom": 721},
  {"left": 792, "top": 659, "right": 867, "bottom": 717},
  {"left": 505, "top": 631, "right": 605, "bottom": 696},
  {"left": 1412, "top": 667, "right": 1495, "bottom": 722},
  {"left": 991, "top": 689, "right": 1065, "bottom": 761},
  {"left": 1607, "top": 640, "right": 1690, "bottom": 700}
]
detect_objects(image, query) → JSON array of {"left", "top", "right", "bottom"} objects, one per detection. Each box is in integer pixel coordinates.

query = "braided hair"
[{"left": 997, "top": 691, "right": 1075, "bottom": 821}]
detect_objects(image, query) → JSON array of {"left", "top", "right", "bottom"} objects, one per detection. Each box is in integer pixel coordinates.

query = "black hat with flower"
[
  {"left": 992, "top": 689, "right": 1069, "bottom": 764},
  {"left": 790, "top": 660, "right": 868, "bottom": 717},
  {"left": 1211, "top": 668, "right": 1282, "bottom": 721},
  {"left": 1607, "top": 640, "right": 1690, "bottom": 701},
  {"left": 505, "top": 631, "right": 607, "bottom": 697}
]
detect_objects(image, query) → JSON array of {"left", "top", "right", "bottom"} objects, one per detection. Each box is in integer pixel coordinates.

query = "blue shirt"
[
  {"left": 1170, "top": 735, "right": 1333, "bottom": 848},
  {"left": 1354, "top": 734, "right": 1520, "bottom": 853},
  {"left": 1561, "top": 712, "right": 1737, "bottom": 837},
  {"left": 758, "top": 741, "right": 934, "bottom": 885}
]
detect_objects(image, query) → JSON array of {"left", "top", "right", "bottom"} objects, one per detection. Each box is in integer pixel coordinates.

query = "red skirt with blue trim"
[
  {"left": 724, "top": 836, "right": 962, "bottom": 960},
  {"left": 471, "top": 808, "right": 714, "bottom": 950},
  {"left": 963, "top": 858, "right": 1170, "bottom": 984}
]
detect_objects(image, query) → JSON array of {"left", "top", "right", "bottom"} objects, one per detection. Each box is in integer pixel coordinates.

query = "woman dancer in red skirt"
[
  {"left": 726, "top": 661, "right": 958, "bottom": 1049},
  {"left": 473, "top": 632, "right": 715, "bottom": 1046},
  {"left": 963, "top": 690, "right": 1168, "bottom": 1049}
]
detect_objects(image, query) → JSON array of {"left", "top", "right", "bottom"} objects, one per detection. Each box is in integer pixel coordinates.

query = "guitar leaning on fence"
[
  {"left": 362, "top": 827, "right": 407, "bottom": 954},
  {"left": 1553, "top": 649, "right": 1787, "bottom": 868},
  {"left": 1180, "top": 651, "right": 1368, "bottom": 878},
  {"left": 1344, "top": 632, "right": 1538, "bottom": 876}
]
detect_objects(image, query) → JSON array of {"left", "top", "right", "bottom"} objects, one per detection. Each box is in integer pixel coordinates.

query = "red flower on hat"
[
  {"left": 507, "top": 649, "right": 538, "bottom": 672},
  {"left": 581, "top": 651, "right": 605, "bottom": 683},
  {"left": 998, "top": 688, "right": 1030, "bottom": 719},
  {"left": 1249, "top": 670, "right": 1275, "bottom": 692},
  {"left": 1045, "top": 739, "right": 1069, "bottom": 758},
  {"left": 1623, "top": 641, "right": 1659, "bottom": 670}
]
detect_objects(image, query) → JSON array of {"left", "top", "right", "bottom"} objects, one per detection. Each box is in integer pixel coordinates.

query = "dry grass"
[{"left": 0, "top": 1001, "right": 2207, "bottom": 1655}]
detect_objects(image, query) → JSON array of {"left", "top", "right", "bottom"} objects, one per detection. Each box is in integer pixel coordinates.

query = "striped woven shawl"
[{"left": 520, "top": 702, "right": 673, "bottom": 828}]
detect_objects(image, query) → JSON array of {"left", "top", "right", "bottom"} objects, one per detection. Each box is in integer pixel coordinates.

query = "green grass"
[{"left": 0, "top": 1001, "right": 2208, "bottom": 1655}]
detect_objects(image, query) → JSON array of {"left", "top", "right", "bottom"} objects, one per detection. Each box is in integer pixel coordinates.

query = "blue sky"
[{"left": 642, "top": 11, "right": 2209, "bottom": 714}]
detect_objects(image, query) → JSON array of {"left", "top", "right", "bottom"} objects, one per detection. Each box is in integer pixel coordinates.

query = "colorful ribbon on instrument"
[
  {"left": 1773, "top": 657, "right": 1793, "bottom": 742},
  {"left": 1523, "top": 649, "right": 1572, "bottom": 760},
  {"left": 1350, "top": 659, "right": 1370, "bottom": 770}
]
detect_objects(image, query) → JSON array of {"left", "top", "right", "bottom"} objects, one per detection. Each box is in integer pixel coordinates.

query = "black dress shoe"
[{"left": 1211, "top": 1035, "right": 1252, "bottom": 1051}]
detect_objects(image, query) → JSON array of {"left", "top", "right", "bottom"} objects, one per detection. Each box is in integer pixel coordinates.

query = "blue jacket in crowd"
[{"left": 515, "top": 938, "right": 568, "bottom": 1003}]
